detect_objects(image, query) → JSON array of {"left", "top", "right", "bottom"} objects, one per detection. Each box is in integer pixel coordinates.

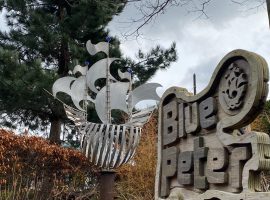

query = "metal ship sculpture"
[{"left": 52, "top": 39, "right": 161, "bottom": 169}]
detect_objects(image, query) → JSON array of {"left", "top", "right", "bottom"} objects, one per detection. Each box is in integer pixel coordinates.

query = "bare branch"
[
  {"left": 231, "top": 0, "right": 266, "bottom": 10},
  {"left": 123, "top": 0, "right": 213, "bottom": 38},
  {"left": 126, "top": 0, "right": 172, "bottom": 37},
  {"left": 126, "top": 0, "right": 143, "bottom": 2},
  {"left": 187, "top": 0, "right": 212, "bottom": 20},
  {"left": 231, "top": 0, "right": 250, "bottom": 5},
  {"left": 121, "top": 0, "right": 266, "bottom": 38}
]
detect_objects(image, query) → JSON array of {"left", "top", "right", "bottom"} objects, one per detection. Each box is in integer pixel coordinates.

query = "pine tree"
[{"left": 0, "top": 0, "right": 177, "bottom": 143}]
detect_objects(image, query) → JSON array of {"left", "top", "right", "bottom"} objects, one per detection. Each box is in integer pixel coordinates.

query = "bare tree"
[{"left": 123, "top": 0, "right": 267, "bottom": 38}]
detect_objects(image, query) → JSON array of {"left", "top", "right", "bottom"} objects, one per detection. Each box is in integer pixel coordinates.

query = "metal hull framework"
[
  {"left": 64, "top": 104, "right": 142, "bottom": 169},
  {"left": 80, "top": 122, "right": 141, "bottom": 169}
]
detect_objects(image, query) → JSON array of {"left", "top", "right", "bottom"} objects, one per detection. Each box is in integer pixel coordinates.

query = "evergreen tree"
[{"left": 0, "top": 0, "right": 177, "bottom": 143}]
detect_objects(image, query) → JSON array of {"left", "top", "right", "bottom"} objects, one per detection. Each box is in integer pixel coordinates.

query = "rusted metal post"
[
  {"left": 267, "top": 0, "right": 270, "bottom": 28},
  {"left": 193, "top": 73, "right": 197, "bottom": 95},
  {"left": 99, "top": 171, "right": 116, "bottom": 200}
]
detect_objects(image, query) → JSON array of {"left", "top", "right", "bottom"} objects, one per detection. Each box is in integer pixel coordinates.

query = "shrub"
[
  {"left": 116, "top": 113, "right": 158, "bottom": 200},
  {"left": 0, "top": 129, "right": 98, "bottom": 199}
]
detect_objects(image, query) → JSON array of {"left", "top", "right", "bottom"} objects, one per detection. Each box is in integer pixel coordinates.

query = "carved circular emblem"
[{"left": 219, "top": 62, "right": 248, "bottom": 115}]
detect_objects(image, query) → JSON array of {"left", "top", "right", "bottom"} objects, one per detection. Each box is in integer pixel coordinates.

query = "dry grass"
[{"left": 116, "top": 113, "right": 158, "bottom": 200}]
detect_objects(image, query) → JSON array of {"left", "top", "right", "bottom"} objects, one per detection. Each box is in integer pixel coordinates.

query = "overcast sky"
[
  {"left": 0, "top": 1, "right": 269, "bottom": 104},
  {"left": 108, "top": 0, "right": 270, "bottom": 98},
  {"left": 1, "top": 1, "right": 268, "bottom": 96}
]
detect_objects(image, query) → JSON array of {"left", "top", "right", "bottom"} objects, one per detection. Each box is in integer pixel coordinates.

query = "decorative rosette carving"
[{"left": 219, "top": 63, "right": 248, "bottom": 111}]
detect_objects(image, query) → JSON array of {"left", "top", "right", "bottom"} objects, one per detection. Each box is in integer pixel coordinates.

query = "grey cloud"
[
  {"left": 108, "top": 0, "right": 259, "bottom": 40},
  {"left": 108, "top": 1, "right": 270, "bottom": 99},
  {"left": 178, "top": 54, "right": 219, "bottom": 93}
]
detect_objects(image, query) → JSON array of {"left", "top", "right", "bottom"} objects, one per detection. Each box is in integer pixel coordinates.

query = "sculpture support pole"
[
  {"left": 99, "top": 171, "right": 116, "bottom": 200},
  {"left": 128, "top": 73, "right": 133, "bottom": 122},
  {"left": 83, "top": 73, "right": 88, "bottom": 120},
  {"left": 101, "top": 38, "right": 114, "bottom": 200}
]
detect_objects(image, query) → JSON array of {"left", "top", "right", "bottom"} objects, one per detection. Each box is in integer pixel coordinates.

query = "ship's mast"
[
  {"left": 128, "top": 68, "right": 133, "bottom": 122},
  {"left": 83, "top": 62, "right": 89, "bottom": 121},
  {"left": 106, "top": 37, "right": 111, "bottom": 124}
]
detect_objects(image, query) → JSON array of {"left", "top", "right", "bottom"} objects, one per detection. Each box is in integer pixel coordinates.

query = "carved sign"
[{"left": 155, "top": 50, "right": 270, "bottom": 200}]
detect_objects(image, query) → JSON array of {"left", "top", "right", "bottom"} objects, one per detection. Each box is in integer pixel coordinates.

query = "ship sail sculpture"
[{"left": 52, "top": 40, "right": 162, "bottom": 169}]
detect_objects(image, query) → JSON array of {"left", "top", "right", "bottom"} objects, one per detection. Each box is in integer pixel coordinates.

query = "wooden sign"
[{"left": 155, "top": 50, "right": 270, "bottom": 200}]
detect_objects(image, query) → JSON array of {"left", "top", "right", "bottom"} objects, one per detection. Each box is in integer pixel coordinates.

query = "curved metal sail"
[
  {"left": 73, "top": 65, "right": 88, "bottom": 76},
  {"left": 118, "top": 69, "right": 131, "bottom": 81},
  {"left": 86, "top": 40, "right": 109, "bottom": 56},
  {"left": 70, "top": 76, "right": 95, "bottom": 111},
  {"left": 129, "top": 83, "right": 162, "bottom": 109},
  {"left": 86, "top": 58, "right": 118, "bottom": 93},
  {"left": 52, "top": 76, "right": 94, "bottom": 111},
  {"left": 95, "top": 82, "right": 129, "bottom": 123},
  {"left": 52, "top": 76, "right": 76, "bottom": 97}
]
